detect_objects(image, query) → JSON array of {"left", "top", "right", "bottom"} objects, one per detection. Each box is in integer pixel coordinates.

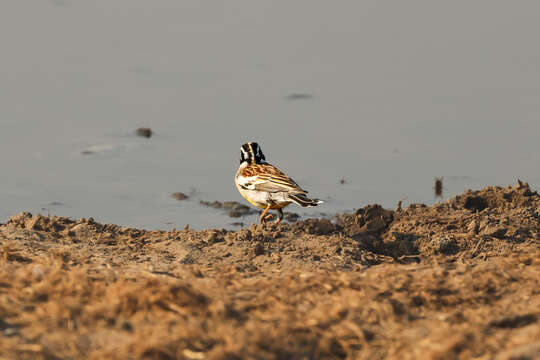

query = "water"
[{"left": 2, "top": 1, "right": 540, "bottom": 229}]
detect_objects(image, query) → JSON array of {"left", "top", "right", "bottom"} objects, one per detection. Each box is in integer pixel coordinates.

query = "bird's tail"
[{"left": 288, "top": 193, "right": 324, "bottom": 207}]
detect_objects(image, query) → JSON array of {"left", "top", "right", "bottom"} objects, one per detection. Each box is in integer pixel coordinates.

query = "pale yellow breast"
[{"left": 235, "top": 163, "right": 292, "bottom": 210}]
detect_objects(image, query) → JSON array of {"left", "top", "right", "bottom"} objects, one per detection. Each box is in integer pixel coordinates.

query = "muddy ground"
[{"left": 0, "top": 182, "right": 539, "bottom": 360}]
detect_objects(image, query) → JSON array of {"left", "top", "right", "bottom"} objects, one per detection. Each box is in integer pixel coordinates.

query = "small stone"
[
  {"left": 171, "top": 192, "right": 189, "bottom": 201},
  {"left": 135, "top": 127, "right": 152, "bottom": 138},
  {"left": 284, "top": 212, "right": 300, "bottom": 222},
  {"left": 199, "top": 200, "right": 223, "bottom": 209},
  {"left": 222, "top": 202, "right": 250, "bottom": 212},
  {"left": 228, "top": 210, "right": 243, "bottom": 218}
]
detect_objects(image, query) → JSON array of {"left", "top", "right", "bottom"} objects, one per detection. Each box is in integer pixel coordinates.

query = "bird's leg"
[
  {"left": 259, "top": 205, "right": 271, "bottom": 224},
  {"left": 275, "top": 208, "right": 283, "bottom": 224}
]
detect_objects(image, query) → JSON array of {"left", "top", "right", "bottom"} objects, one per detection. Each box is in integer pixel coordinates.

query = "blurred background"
[{"left": 1, "top": 1, "right": 540, "bottom": 229}]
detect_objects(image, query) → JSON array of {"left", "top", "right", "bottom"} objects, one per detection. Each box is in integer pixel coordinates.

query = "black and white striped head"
[{"left": 240, "top": 142, "right": 266, "bottom": 165}]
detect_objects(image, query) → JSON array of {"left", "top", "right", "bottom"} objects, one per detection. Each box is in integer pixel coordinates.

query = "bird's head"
[{"left": 240, "top": 142, "right": 266, "bottom": 165}]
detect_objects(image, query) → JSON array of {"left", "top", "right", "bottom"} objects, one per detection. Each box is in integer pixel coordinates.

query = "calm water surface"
[{"left": 2, "top": 1, "right": 540, "bottom": 229}]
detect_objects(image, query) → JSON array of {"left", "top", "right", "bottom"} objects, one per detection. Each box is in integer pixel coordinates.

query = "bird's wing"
[{"left": 239, "top": 163, "right": 307, "bottom": 194}]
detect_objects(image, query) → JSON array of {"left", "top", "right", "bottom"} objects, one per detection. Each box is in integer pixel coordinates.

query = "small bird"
[{"left": 234, "top": 142, "right": 323, "bottom": 224}]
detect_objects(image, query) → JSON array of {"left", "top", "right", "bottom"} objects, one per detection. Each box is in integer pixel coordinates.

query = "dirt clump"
[
  {"left": 200, "top": 200, "right": 259, "bottom": 218},
  {"left": 283, "top": 212, "right": 300, "bottom": 222},
  {"left": 171, "top": 192, "right": 189, "bottom": 201},
  {"left": 135, "top": 127, "right": 153, "bottom": 138},
  {"left": 0, "top": 182, "right": 539, "bottom": 359}
]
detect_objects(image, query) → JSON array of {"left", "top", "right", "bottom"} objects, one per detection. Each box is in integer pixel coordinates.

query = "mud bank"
[{"left": 0, "top": 182, "right": 539, "bottom": 359}]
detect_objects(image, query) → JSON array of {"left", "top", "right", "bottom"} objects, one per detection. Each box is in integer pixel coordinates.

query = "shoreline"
[{"left": 1, "top": 182, "right": 539, "bottom": 359}]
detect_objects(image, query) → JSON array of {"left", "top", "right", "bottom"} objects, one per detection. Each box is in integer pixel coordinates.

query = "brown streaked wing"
[
  {"left": 241, "top": 163, "right": 307, "bottom": 194},
  {"left": 241, "top": 163, "right": 281, "bottom": 177}
]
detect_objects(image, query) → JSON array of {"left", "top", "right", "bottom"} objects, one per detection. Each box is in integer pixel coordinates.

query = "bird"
[{"left": 234, "top": 142, "right": 323, "bottom": 224}]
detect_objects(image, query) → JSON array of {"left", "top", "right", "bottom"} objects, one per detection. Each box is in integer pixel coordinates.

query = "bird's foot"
[{"left": 259, "top": 214, "right": 274, "bottom": 224}]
